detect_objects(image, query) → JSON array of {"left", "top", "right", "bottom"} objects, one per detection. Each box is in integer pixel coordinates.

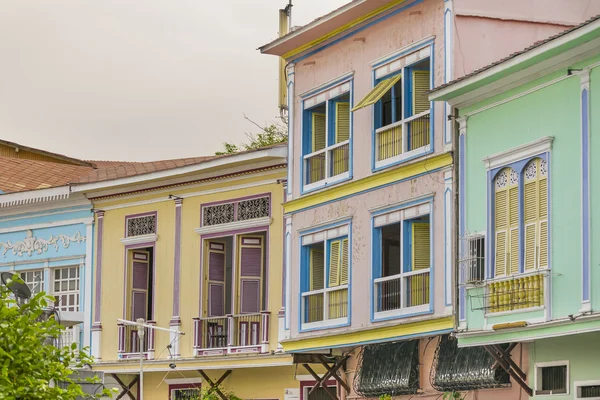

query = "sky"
[{"left": 0, "top": 0, "right": 348, "bottom": 161}]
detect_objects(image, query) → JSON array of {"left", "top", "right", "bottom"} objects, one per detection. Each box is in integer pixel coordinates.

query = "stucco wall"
[{"left": 95, "top": 171, "right": 285, "bottom": 362}]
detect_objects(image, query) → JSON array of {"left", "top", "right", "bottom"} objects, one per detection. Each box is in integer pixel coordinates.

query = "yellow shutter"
[
  {"left": 495, "top": 231, "right": 507, "bottom": 277},
  {"left": 412, "top": 70, "right": 431, "bottom": 114},
  {"left": 312, "top": 113, "right": 326, "bottom": 152},
  {"left": 340, "top": 238, "right": 349, "bottom": 285},
  {"left": 539, "top": 165, "right": 548, "bottom": 268},
  {"left": 509, "top": 227, "right": 519, "bottom": 275},
  {"left": 539, "top": 220, "right": 548, "bottom": 268},
  {"left": 508, "top": 183, "right": 519, "bottom": 274},
  {"left": 328, "top": 240, "right": 341, "bottom": 287},
  {"left": 524, "top": 224, "right": 536, "bottom": 270},
  {"left": 310, "top": 248, "right": 324, "bottom": 290},
  {"left": 412, "top": 222, "right": 430, "bottom": 270},
  {"left": 351, "top": 74, "right": 401, "bottom": 112},
  {"left": 335, "top": 102, "right": 350, "bottom": 143}
]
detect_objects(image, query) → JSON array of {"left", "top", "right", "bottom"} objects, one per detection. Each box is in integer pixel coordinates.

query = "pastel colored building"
[
  {"left": 260, "top": 0, "right": 598, "bottom": 399},
  {"left": 431, "top": 15, "right": 600, "bottom": 399},
  {"left": 0, "top": 141, "right": 96, "bottom": 352},
  {"left": 71, "top": 146, "right": 318, "bottom": 400}
]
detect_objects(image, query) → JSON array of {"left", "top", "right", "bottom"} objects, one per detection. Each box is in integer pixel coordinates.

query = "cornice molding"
[
  {"left": 119, "top": 234, "right": 158, "bottom": 246},
  {"left": 482, "top": 136, "right": 554, "bottom": 170},
  {"left": 194, "top": 217, "right": 273, "bottom": 236}
]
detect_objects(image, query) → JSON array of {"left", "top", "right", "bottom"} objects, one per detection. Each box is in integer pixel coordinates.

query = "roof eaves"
[
  {"left": 0, "top": 186, "right": 71, "bottom": 208},
  {"left": 0, "top": 139, "right": 94, "bottom": 167},
  {"left": 429, "top": 14, "right": 600, "bottom": 103}
]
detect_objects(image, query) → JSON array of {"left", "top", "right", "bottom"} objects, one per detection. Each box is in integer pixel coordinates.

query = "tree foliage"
[
  {"left": 0, "top": 275, "right": 110, "bottom": 399},
  {"left": 215, "top": 115, "right": 287, "bottom": 155}
]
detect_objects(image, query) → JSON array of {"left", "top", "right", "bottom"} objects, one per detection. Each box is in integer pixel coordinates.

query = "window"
[
  {"left": 353, "top": 55, "right": 431, "bottom": 168},
  {"left": 20, "top": 269, "right": 44, "bottom": 295},
  {"left": 53, "top": 266, "right": 80, "bottom": 312},
  {"left": 575, "top": 381, "right": 600, "bottom": 399},
  {"left": 303, "top": 88, "right": 351, "bottom": 190},
  {"left": 126, "top": 214, "right": 156, "bottom": 237},
  {"left": 523, "top": 158, "right": 548, "bottom": 271},
  {"left": 463, "top": 235, "right": 485, "bottom": 283},
  {"left": 373, "top": 208, "right": 431, "bottom": 317},
  {"left": 202, "top": 196, "right": 270, "bottom": 226},
  {"left": 535, "top": 362, "right": 569, "bottom": 395},
  {"left": 170, "top": 385, "right": 201, "bottom": 400},
  {"left": 301, "top": 228, "right": 350, "bottom": 328}
]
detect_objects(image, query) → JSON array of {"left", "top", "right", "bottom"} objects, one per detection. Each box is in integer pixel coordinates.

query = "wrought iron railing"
[
  {"left": 192, "top": 312, "right": 270, "bottom": 355},
  {"left": 302, "top": 286, "right": 348, "bottom": 324},
  {"left": 375, "top": 110, "right": 430, "bottom": 163},
  {"left": 373, "top": 270, "right": 430, "bottom": 313}
]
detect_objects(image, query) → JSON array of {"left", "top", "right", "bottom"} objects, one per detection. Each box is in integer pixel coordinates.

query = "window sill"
[
  {"left": 120, "top": 233, "right": 158, "bottom": 246},
  {"left": 373, "top": 145, "right": 432, "bottom": 172},
  {"left": 302, "top": 171, "right": 351, "bottom": 195},
  {"left": 485, "top": 306, "right": 545, "bottom": 318},
  {"left": 373, "top": 305, "right": 431, "bottom": 322},
  {"left": 300, "top": 317, "right": 349, "bottom": 332}
]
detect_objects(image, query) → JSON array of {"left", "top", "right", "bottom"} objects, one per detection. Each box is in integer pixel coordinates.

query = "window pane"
[
  {"left": 541, "top": 365, "right": 567, "bottom": 393},
  {"left": 382, "top": 89, "right": 393, "bottom": 127},
  {"left": 382, "top": 224, "right": 401, "bottom": 277},
  {"left": 393, "top": 79, "right": 402, "bottom": 123}
]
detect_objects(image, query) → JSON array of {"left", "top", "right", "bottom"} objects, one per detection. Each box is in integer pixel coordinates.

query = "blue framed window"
[
  {"left": 354, "top": 54, "right": 432, "bottom": 169},
  {"left": 372, "top": 212, "right": 431, "bottom": 319},
  {"left": 303, "top": 92, "right": 351, "bottom": 191},
  {"left": 300, "top": 235, "right": 349, "bottom": 329}
]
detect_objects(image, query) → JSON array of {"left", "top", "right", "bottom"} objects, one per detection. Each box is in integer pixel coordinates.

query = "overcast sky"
[{"left": 0, "top": 1, "right": 348, "bottom": 161}]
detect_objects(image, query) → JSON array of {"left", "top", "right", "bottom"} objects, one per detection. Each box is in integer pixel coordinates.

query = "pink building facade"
[{"left": 261, "top": 0, "right": 598, "bottom": 398}]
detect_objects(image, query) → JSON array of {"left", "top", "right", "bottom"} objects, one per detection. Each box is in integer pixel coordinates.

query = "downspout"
[{"left": 452, "top": 107, "right": 460, "bottom": 331}]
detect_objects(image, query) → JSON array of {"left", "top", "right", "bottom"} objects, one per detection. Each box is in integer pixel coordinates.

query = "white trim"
[
  {"left": 574, "top": 380, "right": 600, "bottom": 399},
  {"left": 299, "top": 71, "right": 354, "bottom": 99},
  {"left": 194, "top": 217, "right": 273, "bottom": 235},
  {"left": 535, "top": 360, "right": 570, "bottom": 396},
  {"left": 0, "top": 255, "right": 86, "bottom": 268},
  {"left": 297, "top": 216, "right": 352, "bottom": 234},
  {"left": 92, "top": 360, "right": 293, "bottom": 372},
  {"left": 429, "top": 18, "right": 600, "bottom": 102},
  {"left": 375, "top": 144, "right": 431, "bottom": 170},
  {"left": 165, "top": 378, "right": 203, "bottom": 385},
  {"left": 96, "top": 179, "right": 280, "bottom": 211},
  {"left": 371, "top": 35, "right": 435, "bottom": 66},
  {"left": 0, "top": 217, "right": 93, "bottom": 234},
  {"left": 0, "top": 199, "right": 91, "bottom": 220},
  {"left": 0, "top": 186, "right": 70, "bottom": 208},
  {"left": 374, "top": 304, "right": 430, "bottom": 320},
  {"left": 83, "top": 222, "right": 93, "bottom": 349},
  {"left": 71, "top": 146, "right": 287, "bottom": 193},
  {"left": 374, "top": 43, "right": 431, "bottom": 79},
  {"left": 372, "top": 201, "right": 430, "bottom": 227},
  {"left": 482, "top": 137, "right": 554, "bottom": 170},
  {"left": 301, "top": 317, "right": 348, "bottom": 331},
  {"left": 119, "top": 234, "right": 158, "bottom": 246}
]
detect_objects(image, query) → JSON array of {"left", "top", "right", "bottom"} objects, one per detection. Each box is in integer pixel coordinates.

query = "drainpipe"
[{"left": 452, "top": 108, "right": 460, "bottom": 331}]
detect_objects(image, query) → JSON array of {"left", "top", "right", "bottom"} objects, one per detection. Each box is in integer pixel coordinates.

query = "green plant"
[
  {"left": 215, "top": 116, "right": 287, "bottom": 155},
  {"left": 0, "top": 274, "right": 112, "bottom": 399},
  {"left": 443, "top": 391, "right": 466, "bottom": 400},
  {"left": 379, "top": 394, "right": 392, "bottom": 400}
]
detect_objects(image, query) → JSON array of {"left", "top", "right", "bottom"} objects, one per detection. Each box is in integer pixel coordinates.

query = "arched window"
[
  {"left": 495, "top": 168, "right": 519, "bottom": 277},
  {"left": 523, "top": 158, "right": 548, "bottom": 270}
]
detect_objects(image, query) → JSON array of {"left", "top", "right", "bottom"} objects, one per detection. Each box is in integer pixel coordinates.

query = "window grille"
[
  {"left": 537, "top": 365, "right": 568, "bottom": 395},
  {"left": 237, "top": 197, "right": 270, "bottom": 221},
  {"left": 172, "top": 388, "right": 201, "bottom": 400},
  {"left": 202, "top": 196, "right": 269, "bottom": 227},
  {"left": 126, "top": 215, "right": 156, "bottom": 237}
]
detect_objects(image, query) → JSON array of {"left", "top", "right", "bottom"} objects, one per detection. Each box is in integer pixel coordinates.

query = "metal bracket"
[
  {"left": 112, "top": 374, "right": 139, "bottom": 400},
  {"left": 198, "top": 369, "right": 232, "bottom": 400},
  {"left": 484, "top": 344, "right": 532, "bottom": 396}
]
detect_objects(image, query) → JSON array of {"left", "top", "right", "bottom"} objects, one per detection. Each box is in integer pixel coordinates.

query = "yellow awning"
[{"left": 351, "top": 74, "right": 401, "bottom": 112}]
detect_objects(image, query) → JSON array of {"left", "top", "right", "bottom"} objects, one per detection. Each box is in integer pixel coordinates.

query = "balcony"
[
  {"left": 117, "top": 321, "right": 156, "bottom": 359},
  {"left": 192, "top": 312, "right": 270, "bottom": 356},
  {"left": 485, "top": 271, "right": 547, "bottom": 314},
  {"left": 304, "top": 141, "right": 350, "bottom": 190},
  {"left": 375, "top": 110, "right": 431, "bottom": 169},
  {"left": 301, "top": 286, "right": 348, "bottom": 330},
  {"left": 373, "top": 269, "right": 430, "bottom": 318},
  {"left": 54, "top": 326, "right": 80, "bottom": 351}
]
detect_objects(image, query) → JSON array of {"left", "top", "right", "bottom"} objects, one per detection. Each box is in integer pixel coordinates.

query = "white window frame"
[
  {"left": 51, "top": 266, "right": 81, "bottom": 312},
  {"left": 574, "top": 380, "right": 600, "bottom": 400},
  {"left": 535, "top": 360, "right": 570, "bottom": 396},
  {"left": 300, "top": 224, "right": 350, "bottom": 331},
  {"left": 20, "top": 269, "right": 45, "bottom": 295},
  {"left": 372, "top": 202, "right": 431, "bottom": 320},
  {"left": 302, "top": 77, "right": 352, "bottom": 192}
]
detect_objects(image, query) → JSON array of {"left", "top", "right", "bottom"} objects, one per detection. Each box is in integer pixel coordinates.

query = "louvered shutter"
[
  {"left": 539, "top": 163, "right": 549, "bottom": 268},
  {"left": 412, "top": 222, "right": 430, "bottom": 270},
  {"left": 335, "top": 102, "right": 350, "bottom": 143},
  {"left": 509, "top": 186, "right": 520, "bottom": 274},
  {"left": 495, "top": 173, "right": 509, "bottom": 277},
  {"left": 312, "top": 113, "right": 326, "bottom": 152},
  {"left": 329, "top": 240, "right": 341, "bottom": 287},
  {"left": 340, "top": 238, "right": 349, "bottom": 285},
  {"left": 240, "top": 280, "right": 260, "bottom": 314},
  {"left": 310, "top": 248, "right": 325, "bottom": 290},
  {"left": 207, "top": 242, "right": 226, "bottom": 317},
  {"left": 240, "top": 247, "right": 261, "bottom": 277},
  {"left": 130, "top": 251, "right": 149, "bottom": 320},
  {"left": 412, "top": 70, "right": 430, "bottom": 114},
  {"left": 132, "top": 292, "right": 147, "bottom": 320},
  {"left": 132, "top": 262, "right": 148, "bottom": 290}
]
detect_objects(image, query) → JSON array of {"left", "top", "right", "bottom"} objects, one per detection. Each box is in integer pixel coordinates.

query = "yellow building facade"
[{"left": 72, "top": 146, "right": 312, "bottom": 399}]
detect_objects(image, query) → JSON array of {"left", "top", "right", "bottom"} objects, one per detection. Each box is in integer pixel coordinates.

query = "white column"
[
  {"left": 286, "top": 63, "right": 296, "bottom": 200},
  {"left": 83, "top": 221, "right": 93, "bottom": 349}
]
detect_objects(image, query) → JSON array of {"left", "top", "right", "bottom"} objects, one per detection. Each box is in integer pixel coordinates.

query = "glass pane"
[
  {"left": 62, "top": 269, "right": 68, "bottom": 279},
  {"left": 69, "top": 280, "right": 76, "bottom": 291},
  {"left": 55, "top": 270, "right": 60, "bottom": 279},
  {"left": 382, "top": 223, "right": 401, "bottom": 277},
  {"left": 61, "top": 282, "right": 67, "bottom": 291},
  {"left": 54, "top": 282, "right": 60, "bottom": 292},
  {"left": 69, "top": 294, "right": 75, "bottom": 305},
  {"left": 393, "top": 79, "right": 402, "bottom": 123},
  {"left": 382, "top": 89, "right": 393, "bottom": 127}
]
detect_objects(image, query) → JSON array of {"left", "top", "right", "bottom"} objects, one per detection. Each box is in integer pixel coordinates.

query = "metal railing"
[
  {"left": 373, "top": 270, "right": 430, "bottom": 313},
  {"left": 302, "top": 285, "right": 348, "bottom": 324},
  {"left": 304, "top": 140, "right": 350, "bottom": 186},
  {"left": 117, "top": 321, "right": 155, "bottom": 358},
  {"left": 55, "top": 327, "right": 78, "bottom": 350},
  {"left": 192, "top": 312, "right": 270, "bottom": 355},
  {"left": 375, "top": 110, "right": 430, "bottom": 162},
  {"left": 486, "top": 271, "right": 546, "bottom": 313}
]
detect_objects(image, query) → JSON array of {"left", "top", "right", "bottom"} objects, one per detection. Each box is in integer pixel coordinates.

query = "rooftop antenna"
[{"left": 117, "top": 318, "right": 184, "bottom": 400}]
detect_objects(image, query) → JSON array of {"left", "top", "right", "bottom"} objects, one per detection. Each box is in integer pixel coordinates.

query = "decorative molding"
[
  {"left": 119, "top": 233, "right": 158, "bottom": 246},
  {"left": 458, "top": 117, "right": 467, "bottom": 136},
  {"left": 299, "top": 71, "right": 354, "bottom": 99},
  {"left": 482, "top": 136, "right": 554, "bottom": 170},
  {"left": 0, "top": 217, "right": 93, "bottom": 235},
  {"left": 0, "top": 186, "right": 70, "bottom": 208},
  {"left": 194, "top": 217, "right": 273, "bottom": 236},
  {"left": 0, "top": 229, "right": 86, "bottom": 258}
]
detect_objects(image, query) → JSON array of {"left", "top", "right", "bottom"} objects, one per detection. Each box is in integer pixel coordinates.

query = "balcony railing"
[
  {"left": 193, "top": 312, "right": 270, "bottom": 356},
  {"left": 304, "top": 141, "right": 350, "bottom": 187},
  {"left": 486, "top": 271, "right": 547, "bottom": 313},
  {"left": 301, "top": 286, "right": 348, "bottom": 327},
  {"left": 55, "top": 327, "right": 79, "bottom": 351},
  {"left": 374, "top": 270, "right": 430, "bottom": 315},
  {"left": 376, "top": 110, "right": 431, "bottom": 164},
  {"left": 117, "top": 321, "right": 156, "bottom": 359}
]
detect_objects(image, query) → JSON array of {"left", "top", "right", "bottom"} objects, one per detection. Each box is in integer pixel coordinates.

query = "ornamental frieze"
[{"left": 0, "top": 229, "right": 86, "bottom": 258}]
